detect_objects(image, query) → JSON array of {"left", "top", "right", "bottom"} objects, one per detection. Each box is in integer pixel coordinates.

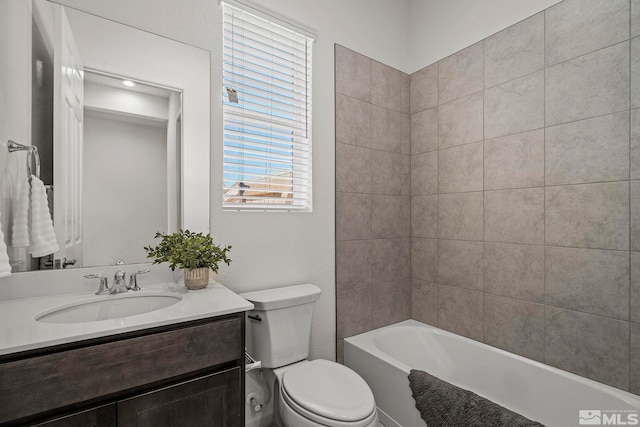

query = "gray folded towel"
[{"left": 408, "top": 369, "right": 545, "bottom": 427}]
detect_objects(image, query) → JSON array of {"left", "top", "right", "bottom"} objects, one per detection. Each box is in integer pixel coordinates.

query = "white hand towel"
[
  {"left": 29, "top": 175, "right": 59, "bottom": 257},
  {"left": 0, "top": 211, "right": 11, "bottom": 278},
  {"left": 11, "top": 178, "right": 30, "bottom": 247}
]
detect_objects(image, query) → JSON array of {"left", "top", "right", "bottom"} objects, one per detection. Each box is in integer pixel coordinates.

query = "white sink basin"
[{"left": 35, "top": 293, "right": 183, "bottom": 324}]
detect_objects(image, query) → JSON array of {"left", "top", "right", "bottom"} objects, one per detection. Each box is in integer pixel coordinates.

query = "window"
[{"left": 222, "top": 1, "right": 314, "bottom": 211}]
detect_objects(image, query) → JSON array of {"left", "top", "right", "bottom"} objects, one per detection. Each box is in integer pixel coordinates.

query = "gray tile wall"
[
  {"left": 410, "top": 0, "right": 640, "bottom": 393},
  {"left": 335, "top": 0, "right": 640, "bottom": 395},
  {"left": 335, "top": 45, "right": 411, "bottom": 362}
]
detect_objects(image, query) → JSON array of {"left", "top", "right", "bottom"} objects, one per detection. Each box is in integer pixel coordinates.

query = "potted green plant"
[{"left": 144, "top": 230, "right": 232, "bottom": 290}]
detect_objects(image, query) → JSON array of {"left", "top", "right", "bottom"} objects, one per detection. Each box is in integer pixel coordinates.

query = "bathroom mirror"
[{"left": 0, "top": 0, "right": 210, "bottom": 272}]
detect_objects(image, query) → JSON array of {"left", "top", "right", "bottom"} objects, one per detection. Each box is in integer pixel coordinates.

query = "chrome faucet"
[
  {"left": 111, "top": 268, "right": 128, "bottom": 294},
  {"left": 86, "top": 265, "right": 149, "bottom": 295},
  {"left": 85, "top": 273, "right": 109, "bottom": 295}
]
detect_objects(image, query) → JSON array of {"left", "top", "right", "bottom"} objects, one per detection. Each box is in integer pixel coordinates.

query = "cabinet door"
[
  {"left": 117, "top": 367, "right": 242, "bottom": 427},
  {"left": 31, "top": 404, "right": 116, "bottom": 427}
]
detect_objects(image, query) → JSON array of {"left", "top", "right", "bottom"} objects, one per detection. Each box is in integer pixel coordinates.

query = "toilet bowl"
[
  {"left": 276, "top": 360, "right": 378, "bottom": 427},
  {"left": 239, "top": 284, "right": 379, "bottom": 427}
]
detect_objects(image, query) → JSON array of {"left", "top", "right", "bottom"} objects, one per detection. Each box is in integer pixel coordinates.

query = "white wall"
[
  {"left": 0, "top": 0, "right": 32, "bottom": 272},
  {"left": 211, "top": 0, "right": 411, "bottom": 362},
  {"left": 52, "top": 0, "right": 411, "bottom": 364},
  {"left": 407, "top": 0, "right": 563, "bottom": 73}
]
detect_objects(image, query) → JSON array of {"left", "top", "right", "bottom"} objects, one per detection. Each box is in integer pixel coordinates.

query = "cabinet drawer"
[{"left": 0, "top": 317, "right": 242, "bottom": 424}]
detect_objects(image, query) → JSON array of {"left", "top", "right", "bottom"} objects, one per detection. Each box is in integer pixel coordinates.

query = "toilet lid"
[{"left": 281, "top": 359, "right": 376, "bottom": 422}]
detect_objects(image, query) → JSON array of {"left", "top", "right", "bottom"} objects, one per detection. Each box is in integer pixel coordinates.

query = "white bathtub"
[{"left": 344, "top": 320, "right": 640, "bottom": 427}]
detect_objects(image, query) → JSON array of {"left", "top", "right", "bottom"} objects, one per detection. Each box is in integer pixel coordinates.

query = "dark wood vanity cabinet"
[{"left": 0, "top": 314, "right": 245, "bottom": 427}]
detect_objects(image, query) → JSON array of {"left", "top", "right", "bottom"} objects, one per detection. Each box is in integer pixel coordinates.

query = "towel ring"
[
  {"left": 26, "top": 148, "right": 40, "bottom": 180},
  {"left": 7, "top": 140, "right": 41, "bottom": 181}
]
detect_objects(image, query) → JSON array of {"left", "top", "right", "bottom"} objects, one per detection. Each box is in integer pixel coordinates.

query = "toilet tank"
[{"left": 240, "top": 284, "right": 321, "bottom": 368}]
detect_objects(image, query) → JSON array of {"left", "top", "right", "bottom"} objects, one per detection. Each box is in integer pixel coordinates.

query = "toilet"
[{"left": 240, "top": 284, "right": 379, "bottom": 427}]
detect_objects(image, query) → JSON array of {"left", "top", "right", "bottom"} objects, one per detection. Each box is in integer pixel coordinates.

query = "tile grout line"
[
  {"left": 367, "top": 57, "right": 373, "bottom": 333},
  {"left": 436, "top": 59, "right": 441, "bottom": 329},
  {"left": 334, "top": 45, "right": 340, "bottom": 358},
  {"left": 436, "top": 179, "right": 635, "bottom": 196},
  {"left": 416, "top": 107, "right": 633, "bottom": 161},
  {"left": 627, "top": 0, "right": 633, "bottom": 390},
  {"left": 427, "top": 108, "right": 629, "bottom": 152},
  {"left": 438, "top": 37, "right": 628, "bottom": 109},
  {"left": 407, "top": 69, "right": 413, "bottom": 322},
  {"left": 482, "top": 38, "right": 486, "bottom": 344},
  {"left": 440, "top": 279, "right": 634, "bottom": 326},
  {"left": 401, "top": 235, "right": 635, "bottom": 254},
  {"left": 543, "top": 8, "right": 548, "bottom": 364}
]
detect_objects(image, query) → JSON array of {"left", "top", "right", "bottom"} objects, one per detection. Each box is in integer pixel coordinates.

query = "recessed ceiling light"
[{"left": 122, "top": 80, "right": 135, "bottom": 87}]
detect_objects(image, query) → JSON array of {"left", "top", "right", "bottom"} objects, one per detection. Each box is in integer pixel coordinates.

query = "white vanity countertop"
[{"left": 0, "top": 282, "right": 254, "bottom": 356}]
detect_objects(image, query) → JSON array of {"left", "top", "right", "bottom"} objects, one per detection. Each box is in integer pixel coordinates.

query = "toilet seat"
[
  {"left": 280, "top": 359, "right": 377, "bottom": 426},
  {"left": 281, "top": 386, "right": 378, "bottom": 427}
]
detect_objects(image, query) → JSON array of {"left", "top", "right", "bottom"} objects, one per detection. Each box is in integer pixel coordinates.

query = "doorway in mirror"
[{"left": 82, "top": 71, "right": 182, "bottom": 266}]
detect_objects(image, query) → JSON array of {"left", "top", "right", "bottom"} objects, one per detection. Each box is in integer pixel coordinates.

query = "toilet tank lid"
[{"left": 239, "top": 284, "right": 321, "bottom": 311}]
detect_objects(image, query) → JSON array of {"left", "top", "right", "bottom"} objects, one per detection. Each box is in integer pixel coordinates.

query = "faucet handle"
[
  {"left": 85, "top": 272, "right": 109, "bottom": 295},
  {"left": 128, "top": 269, "right": 151, "bottom": 291},
  {"left": 62, "top": 257, "right": 77, "bottom": 269}
]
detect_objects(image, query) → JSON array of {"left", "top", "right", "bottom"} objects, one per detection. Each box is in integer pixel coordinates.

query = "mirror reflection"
[
  {"left": 83, "top": 71, "right": 182, "bottom": 267},
  {"left": 0, "top": 0, "right": 210, "bottom": 273}
]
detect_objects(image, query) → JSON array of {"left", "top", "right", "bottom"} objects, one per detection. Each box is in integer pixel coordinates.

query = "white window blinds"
[{"left": 222, "top": 2, "right": 314, "bottom": 211}]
